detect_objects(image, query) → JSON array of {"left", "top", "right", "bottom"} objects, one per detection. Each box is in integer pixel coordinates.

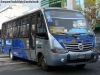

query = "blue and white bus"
[{"left": 1, "top": 8, "right": 99, "bottom": 71}]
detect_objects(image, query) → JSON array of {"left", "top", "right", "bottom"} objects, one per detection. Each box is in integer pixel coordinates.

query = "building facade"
[
  {"left": 41, "top": 0, "right": 67, "bottom": 8},
  {"left": 40, "top": 0, "right": 84, "bottom": 9},
  {"left": 0, "top": 4, "right": 29, "bottom": 29}
]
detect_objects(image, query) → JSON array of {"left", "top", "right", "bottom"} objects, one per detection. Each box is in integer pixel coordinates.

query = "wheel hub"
[
  {"left": 10, "top": 51, "right": 13, "bottom": 58},
  {"left": 42, "top": 58, "right": 46, "bottom": 69}
]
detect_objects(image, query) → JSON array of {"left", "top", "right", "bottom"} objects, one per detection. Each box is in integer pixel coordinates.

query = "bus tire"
[
  {"left": 76, "top": 64, "right": 86, "bottom": 68},
  {"left": 9, "top": 50, "right": 15, "bottom": 60},
  {"left": 37, "top": 56, "right": 42, "bottom": 67},
  {"left": 41, "top": 55, "right": 51, "bottom": 71}
]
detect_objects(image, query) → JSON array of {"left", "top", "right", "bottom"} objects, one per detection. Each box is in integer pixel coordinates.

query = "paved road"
[{"left": 0, "top": 51, "right": 100, "bottom": 75}]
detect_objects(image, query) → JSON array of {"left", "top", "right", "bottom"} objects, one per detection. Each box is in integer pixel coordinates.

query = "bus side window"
[
  {"left": 31, "top": 16, "right": 35, "bottom": 35},
  {"left": 36, "top": 13, "right": 47, "bottom": 38},
  {"left": 1, "top": 25, "right": 3, "bottom": 38},
  {"left": 2, "top": 24, "right": 7, "bottom": 45},
  {"left": 6, "top": 23, "right": 13, "bottom": 38},
  {"left": 17, "top": 20, "right": 21, "bottom": 37},
  {"left": 6, "top": 24, "right": 9, "bottom": 37},
  {"left": 6, "top": 24, "right": 8, "bottom": 37},
  {"left": 13, "top": 21, "right": 17, "bottom": 38},
  {"left": 10, "top": 28, "right": 13, "bottom": 37},
  {"left": 26, "top": 18, "right": 29, "bottom": 37},
  {"left": 19, "top": 18, "right": 29, "bottom": 37},
  {"left": 2, "top": 24, "right": 6, "bottom": 38}
]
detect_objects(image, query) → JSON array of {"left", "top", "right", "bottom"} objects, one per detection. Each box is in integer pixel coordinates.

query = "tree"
[
  {"left": 81, "top": 0, "right": 100, "bottom": 30},
  {"left": 84, "top": 0, "right": 95, "bottom": 8},
  {"left": 76, "top": 4, "right": 82, "bottom": 11}
]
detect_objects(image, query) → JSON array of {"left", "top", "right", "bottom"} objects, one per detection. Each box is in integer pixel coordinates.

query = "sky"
[
  {"left": 76, "top": 0, "right": 84, "bottom": 8},
  {"left": 0, "top": 0, "right": 40, "bottom": 10}
]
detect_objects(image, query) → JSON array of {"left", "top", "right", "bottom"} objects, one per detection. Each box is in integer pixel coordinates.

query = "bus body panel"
[
  {"left": 2, "top": 38, "right": 31, "bottom": 60},
  {"left": 35, "top": 38, "right": 46, "bottom": 57},
  {"left": 13, "top": 38, "right": 29, "bottom": 60},
  {"left": 2, "top": 39, "right": 12, "bottom": 54}
]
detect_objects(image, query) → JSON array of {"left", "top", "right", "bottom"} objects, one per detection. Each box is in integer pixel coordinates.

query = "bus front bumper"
[{"left": 47, "top": 51, "right": 99, "bottom": 66}]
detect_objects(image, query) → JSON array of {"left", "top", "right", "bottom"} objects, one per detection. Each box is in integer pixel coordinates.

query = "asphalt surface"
[{"left": 0, "top": 51, "right": 100, "bottom": 75}]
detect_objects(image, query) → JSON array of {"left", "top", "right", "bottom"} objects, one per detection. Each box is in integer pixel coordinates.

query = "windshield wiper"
[
  {"left": 68, "top": 32, "right": 81, "bottom": 36},
  {"left": 52, "top": 33, "right": 65, "bottom": 35},
  {"left": 68, "top": 32, "right": 94, "bottom": 36}
]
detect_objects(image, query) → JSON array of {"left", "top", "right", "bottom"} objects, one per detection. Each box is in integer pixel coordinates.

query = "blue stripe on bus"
[
  {"left": 2, "top": 39, "right": 29, "bottom": 60},
  {"left": 13, "top": 39, "right": 29, "bottom": 60},
  {"left": 52, "top": 35, "right": 95, "bottom": 50}
]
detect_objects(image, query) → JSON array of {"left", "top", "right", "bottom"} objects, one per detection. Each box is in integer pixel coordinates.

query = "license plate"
[{"left": 77, "top": 54, "right": 86, "bottom": 59}]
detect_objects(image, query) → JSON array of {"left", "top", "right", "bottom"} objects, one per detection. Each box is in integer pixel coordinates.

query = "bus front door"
[
  {"left": 30, "top": 35, "right": 36, "bottom": 60},
  {"left": 29, "top": 16, "right": 36, "bottom": 60}
]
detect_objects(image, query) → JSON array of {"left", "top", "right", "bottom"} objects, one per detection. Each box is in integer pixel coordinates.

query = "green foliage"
[
  {"left": 84, "top": 0, "right": 96, "bottom": 8},
  {"left": 81, "top": 0, "right": 100, "bottom": 30}
]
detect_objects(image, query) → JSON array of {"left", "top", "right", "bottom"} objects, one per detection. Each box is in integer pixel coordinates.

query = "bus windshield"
[{"left": 44, "top": 9, "right": 94, "bottom": 35}]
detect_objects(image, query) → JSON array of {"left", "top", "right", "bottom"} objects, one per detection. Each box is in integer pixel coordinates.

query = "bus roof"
[
  {"left": 2, "top": 8, "right": 40, "bottom": 24},
  {"left": 2, "top": 7, "right": 80, "bottom": 24}
]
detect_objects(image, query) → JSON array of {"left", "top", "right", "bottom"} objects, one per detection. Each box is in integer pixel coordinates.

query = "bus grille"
[{"left": 64, "top": 43, "right": 93, "bottom": 50}]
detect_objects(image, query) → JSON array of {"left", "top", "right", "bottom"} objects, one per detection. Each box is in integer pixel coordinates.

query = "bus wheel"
[
  {"left": 41, "top": 55, "right": 50, "bottom": 71},
  {"left": 9, "top": 50, "right": 15, "bottom": 60},
  {"left": 76, "top": 64, "right": 86, "bottom": 68},
  {"left": 37, "top": 57, "right": 42, "bottom": 67}
]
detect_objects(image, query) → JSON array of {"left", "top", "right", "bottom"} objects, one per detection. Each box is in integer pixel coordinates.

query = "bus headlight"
[{"left": 51, "top": 49, "right": 68, "bottom": 53}]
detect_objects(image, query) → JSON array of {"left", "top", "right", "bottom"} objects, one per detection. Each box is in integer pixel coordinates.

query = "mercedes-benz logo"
[{"left": 78, "top": 43, "right": 83, "bottom": 50}]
